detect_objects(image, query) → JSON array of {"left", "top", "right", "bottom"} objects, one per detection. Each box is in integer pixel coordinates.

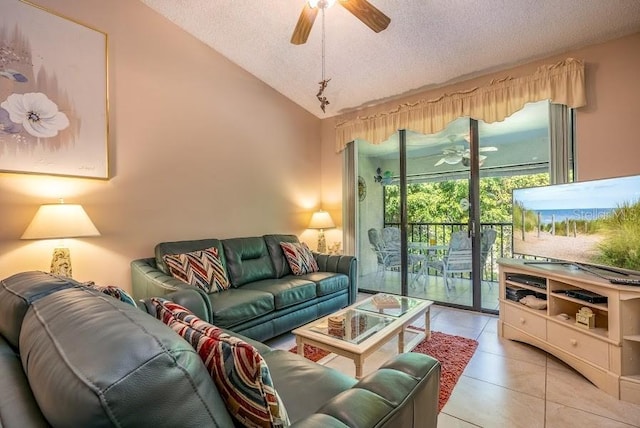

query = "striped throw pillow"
[
  {"left": 151, "top": 298, "right": 289, "bottom": 428},
  {"left": 163, "top": 247, "right": 229, "bottom": 293},
  {"left": 93, "top": 285, "right": 136, "bottom": 306},
  {"left": 279, "top": 242, "right": 319, "bottom": 275},
  {"left": 81, "top": 281, "right": 137, "bottom": 306}
]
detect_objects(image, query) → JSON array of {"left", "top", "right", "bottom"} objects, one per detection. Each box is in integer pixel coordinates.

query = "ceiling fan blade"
[
  {"left": 479, "top": 146, "right": 499, "bottom": 152},
  {"left": 444, "top": 155, "right": 463, "bottom": 165},
  {"left": 291, "top": 4, "right": 319, "bottom": 45},
  {"left": 339, "top": 0, "right": 390, "bottom": 33},
  {"left": 434, "top": 158, "right": 446, "bottom": 167}
]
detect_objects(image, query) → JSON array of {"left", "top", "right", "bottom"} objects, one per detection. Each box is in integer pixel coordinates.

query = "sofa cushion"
[
  {"left": 0, "top": 336, "right": 50, "bottom": 427},
  {"left": 294, "top": 272, "right": 349, "bottom": 297},
  {"left": 242, "top": 278, "right": 316, "bottom": 310},
  {"left": 163, "top": 247, "right": 230, "bottom": 293},
  {"left": 263, "top": 234, "right": 300, "bottom": 278},
  {"left": 20, "top": 285, "right": 233, "bottom": 428},
  {"left": 223, "top": 237, "right": 277, "bottom": 287},
  {"left": 280, "top": 242, "right": 319, "bottom": 276},
  {"left": 152, "top": 298, "right": 289, "bottom": 428},
  {"left": 0, "top": 271, "right": 77, "bottom": 348},
  {"left": 155, "top": 238, "right": 226, "bottom": 275},
  {"left": 262, "top": 350, "right": 357, "bottom": 423},
  {"left": 208, "top": 288, "right": 275, "bottom": 328}
]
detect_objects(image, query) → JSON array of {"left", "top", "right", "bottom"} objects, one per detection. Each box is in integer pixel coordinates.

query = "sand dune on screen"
[{"left": 514, "top": 230, "right": 604, "bottom": 263}]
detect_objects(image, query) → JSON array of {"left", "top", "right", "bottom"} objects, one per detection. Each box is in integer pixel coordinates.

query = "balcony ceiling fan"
[
  {"left": 291, "top": 0, "right": 391, "bottom": 45},
  {"left": 434, "top": 135, "right": 498, "bottom": 167}
]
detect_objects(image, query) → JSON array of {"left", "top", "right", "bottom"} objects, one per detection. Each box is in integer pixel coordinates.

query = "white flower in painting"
[{"left": 1, "top": 92, "right": 69, "bottom": 138}]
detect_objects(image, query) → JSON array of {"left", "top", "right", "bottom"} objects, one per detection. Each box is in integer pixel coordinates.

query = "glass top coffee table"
[{"left": 292, "top": 294, "right": 433, "bottom": 379}]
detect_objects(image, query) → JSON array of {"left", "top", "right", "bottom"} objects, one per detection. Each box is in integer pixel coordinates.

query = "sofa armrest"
[
  {"left": 139, "top": 288, "right": 214, "bottom": 323},
  {"left": 131, "top": 257, "right": 198, "bottom": 300},
  {"left": 313, "top": 253, "right": 358, "bottom": 305},
  {"left": 291, "top": 353, "right": 440, "bottom": 428}
]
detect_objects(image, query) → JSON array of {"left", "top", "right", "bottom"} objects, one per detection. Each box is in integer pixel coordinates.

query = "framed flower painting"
[{"left": 0, "top": 0, "right": 108, "bottom": 179}]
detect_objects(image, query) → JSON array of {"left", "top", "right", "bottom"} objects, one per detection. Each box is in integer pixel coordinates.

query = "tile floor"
[{"left": 266, "top": 296, "right": 640, "bottom": 427}]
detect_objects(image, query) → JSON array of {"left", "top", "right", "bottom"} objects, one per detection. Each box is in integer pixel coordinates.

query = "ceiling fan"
[
  {"left": 291, "top": 0, "right": 391, "bottom": 45},
  {"left": 434, "top": 135, "right": 498, "bottom": 167}
]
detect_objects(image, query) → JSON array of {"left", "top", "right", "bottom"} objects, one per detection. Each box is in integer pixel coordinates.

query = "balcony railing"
[{"left": 383, "top": 221, "right": 513, "bottom": 282}]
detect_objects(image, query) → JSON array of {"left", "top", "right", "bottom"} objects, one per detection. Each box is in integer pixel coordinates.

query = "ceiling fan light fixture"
[{"left": 309, "top": 0, "right": 337, "bottom": 9}]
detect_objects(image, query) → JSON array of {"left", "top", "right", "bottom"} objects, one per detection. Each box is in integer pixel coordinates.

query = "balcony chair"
[
  {"left": 424, "top": 229, "right": 497, "bottom": 296},
  {"left": 368, "top": 227, "right": 422, "bottom": 287},
  {"left": 480, "top": 229, "right": 498, "bottom": 289},
  {"left": 368, "top": 228, "right": 401, "bottom": 285}
]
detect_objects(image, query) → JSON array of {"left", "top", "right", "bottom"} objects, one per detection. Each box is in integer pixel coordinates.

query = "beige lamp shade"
[
  {"left": 308, "top": 210, "right": 334, "bottom": 253},
  {"left": 21, "top": 202, "right": 100, "bottom": 278},
  {"left": 21, "top": 203, "right": 100, "bottom": 240},
  {"left": 308, "top": 210, "right": 335, "bottom": 230}
]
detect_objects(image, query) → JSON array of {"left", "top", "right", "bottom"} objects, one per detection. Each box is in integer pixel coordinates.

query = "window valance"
[{"left": 335, "top": 58, "right": 585, "bottom": 152}]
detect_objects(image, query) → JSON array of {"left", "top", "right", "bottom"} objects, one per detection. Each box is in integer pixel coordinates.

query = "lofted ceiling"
[{"left": 140, "top": 0, "right": 640, "bottom": 118}]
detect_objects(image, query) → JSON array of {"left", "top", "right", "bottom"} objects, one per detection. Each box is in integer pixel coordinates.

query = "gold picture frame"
[{"left": 0, "top": 0, "right": 109, "bottom": 179}]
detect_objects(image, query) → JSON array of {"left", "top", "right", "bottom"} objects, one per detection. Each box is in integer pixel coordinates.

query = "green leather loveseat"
[{"left": 131, "top": 234, "right": 357, "bottom": 341}]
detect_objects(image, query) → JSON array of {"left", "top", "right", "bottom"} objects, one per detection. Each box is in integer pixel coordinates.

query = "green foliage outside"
[
  {"left": 384, "top": 173, "right": 550, "bottom": 225},
  {"left": 592, "top": 200, "right": 640, "bottom": 270}
]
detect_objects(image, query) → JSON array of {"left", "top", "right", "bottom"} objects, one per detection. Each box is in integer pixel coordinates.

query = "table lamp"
[
  {"left": 308, "top": 210, "right": 335, "bottom": 253},
  {"left": 21, "top": 200, "right": 100, "bottom": 277}
]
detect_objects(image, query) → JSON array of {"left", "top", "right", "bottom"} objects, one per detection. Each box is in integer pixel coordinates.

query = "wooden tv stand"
[{"left": 498, "top": 258, "right": 640, "bottom": 404}]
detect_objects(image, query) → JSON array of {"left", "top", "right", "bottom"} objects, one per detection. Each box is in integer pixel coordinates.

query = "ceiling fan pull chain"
[{"left": 316, "top": 5, "right": 330, "bottom": 113}]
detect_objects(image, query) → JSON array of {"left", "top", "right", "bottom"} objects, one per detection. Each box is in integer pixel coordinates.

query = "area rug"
[{"left": 289, "top": 330, "right": 478, "bottom": 411}]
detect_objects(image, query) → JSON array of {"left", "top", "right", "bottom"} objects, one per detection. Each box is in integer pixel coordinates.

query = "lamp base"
[
  {"left": 317, "top": 230, "right": 327, "bottom": 253},
  {"left": 50, "top": 247, "right": 72, "bottom": 277}
]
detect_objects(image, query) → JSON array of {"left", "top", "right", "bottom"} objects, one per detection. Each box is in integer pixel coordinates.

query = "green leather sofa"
[
  {"left": 0, "top": 271, "right": 440, "bottom": 428},
  {"left": 131, "top": 234, "right": 357, "bottom": 341}
]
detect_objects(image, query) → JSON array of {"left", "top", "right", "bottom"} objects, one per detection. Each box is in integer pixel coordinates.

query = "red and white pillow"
[
  {"left": 279, "top": 242, "right": 318, "bottom": 275},
  {"left": 163, "top": 247, "right": 229, "bottom": 293},
  {"left": 151, "top": 298, "right": 289, "bottom": 428}
]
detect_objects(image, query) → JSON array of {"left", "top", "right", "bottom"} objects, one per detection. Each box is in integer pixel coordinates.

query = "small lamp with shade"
[
  {"left": 21, "top": 199, "right": 100, "bottom": 278},
  {"left": 308, "top": 210, "right": 335, "bottom": 253}
]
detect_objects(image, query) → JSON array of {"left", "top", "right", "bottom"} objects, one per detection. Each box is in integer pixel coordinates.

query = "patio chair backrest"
[
  {"left": 368, "top": 228, "right": 401, "bottom": 268},
  {"left": 381, "top": 227, "right": 401, "bottom": 249},
  {"left": 445, "top": 231, "right": 472, "bottom": 272},
  {"left": 368, "top": 228, "right": 383, "bottom": 246},
  {"left": 480, "top": 229, "right": 497, "bottom": 266},
  {"left": 368, "top": 228, "right": 385, "bottom": 261},
  {"left": 449, "top": 231, "right": 472, "bottom": 251}
]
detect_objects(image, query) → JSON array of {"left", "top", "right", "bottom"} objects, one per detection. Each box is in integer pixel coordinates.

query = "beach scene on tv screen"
[{"left": 513, "top": 175, "right": 640, "bottom": 272}]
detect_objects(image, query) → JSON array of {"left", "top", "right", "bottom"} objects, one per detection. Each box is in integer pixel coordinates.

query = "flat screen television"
[{"left": 512, "top": 174, "right": 640, "bottom": 277}]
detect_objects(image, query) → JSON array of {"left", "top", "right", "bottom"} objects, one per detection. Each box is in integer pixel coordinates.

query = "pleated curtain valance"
[{"left": 335, "top": 58, "right": 586, "bottom": 152}]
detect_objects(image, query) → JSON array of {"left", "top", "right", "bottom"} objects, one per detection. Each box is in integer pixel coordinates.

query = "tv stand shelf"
[{"left": 499, "top": 258, "right": 640, "bottom": 405}]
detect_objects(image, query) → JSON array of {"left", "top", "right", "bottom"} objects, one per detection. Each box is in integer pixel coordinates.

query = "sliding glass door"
[
  {"left": 403, "top": 118, "right": 473, "bottom": 306},
  {"left": 355, "top": 100, "right": 570, "bottom": 312}
]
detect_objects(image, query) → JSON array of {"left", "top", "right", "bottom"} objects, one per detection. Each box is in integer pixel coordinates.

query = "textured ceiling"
[{"left": 140, "top": 0, "right": 640, "bottom": 118}]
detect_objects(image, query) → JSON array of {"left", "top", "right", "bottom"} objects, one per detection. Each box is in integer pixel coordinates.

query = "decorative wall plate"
[{"left": 358, "top": 176, "right": 367, "bottom": 201}]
